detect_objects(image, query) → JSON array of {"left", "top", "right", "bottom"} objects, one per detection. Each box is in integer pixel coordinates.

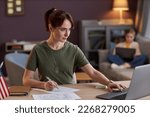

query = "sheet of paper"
[
  {"left": 52, "top": 86, "right": 79, "bottom": 92},
  {"left": 32, "top": 86, "right": 79, "bottom": 93},
  {"left": 32, "top": 92, "right": 81, "bottom": 100}
]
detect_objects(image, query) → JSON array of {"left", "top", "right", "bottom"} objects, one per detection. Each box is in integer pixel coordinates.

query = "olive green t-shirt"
[{"left": 26, "top": 41, "right": 89, "bottom": 84}]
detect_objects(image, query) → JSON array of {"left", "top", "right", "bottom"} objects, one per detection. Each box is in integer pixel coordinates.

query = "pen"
[
  {"left": 46, "top": 76, "right": 59, "bottom": 89},
  {"left": 0, "top": 61, "right": 4, "bottom": 69}
]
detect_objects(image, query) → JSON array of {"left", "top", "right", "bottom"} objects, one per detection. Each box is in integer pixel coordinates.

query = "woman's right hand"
[{"left": 44, "top": 80, "right": 58, "bottom": 91}]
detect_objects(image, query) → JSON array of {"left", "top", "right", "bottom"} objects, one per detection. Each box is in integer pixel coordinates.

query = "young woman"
[
  {"left": 108, "top": 29, "right": 147, "bottom": 69},
  {"left": 23, "top": 8, "right": 125, "bottom": 91}
]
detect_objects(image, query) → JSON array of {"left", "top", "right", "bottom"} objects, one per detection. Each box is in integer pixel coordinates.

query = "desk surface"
[{"left": 5, "top": 81, "right": 150, "bottom": 100}]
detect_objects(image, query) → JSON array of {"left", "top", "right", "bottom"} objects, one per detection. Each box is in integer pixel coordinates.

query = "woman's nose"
[{"left": 65, "top": 30, "right": 70, "bottom": 36}]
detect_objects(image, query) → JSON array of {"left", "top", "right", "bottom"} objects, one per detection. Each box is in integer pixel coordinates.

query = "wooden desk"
[{"left": 5, "top": 81, "right": 150, "bottom": 100}]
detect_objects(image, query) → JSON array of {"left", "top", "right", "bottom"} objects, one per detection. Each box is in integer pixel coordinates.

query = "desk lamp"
[{"left": 113, "top": 0, "right": 129, "bottom": 23}]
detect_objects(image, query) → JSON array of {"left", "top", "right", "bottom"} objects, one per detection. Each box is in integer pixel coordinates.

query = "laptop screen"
[
  {"left": 116, "top": 47, "right": 135, "bottom": 61},
  {"left": 96, "top": 64, "right": 150, "bottom": 100}
]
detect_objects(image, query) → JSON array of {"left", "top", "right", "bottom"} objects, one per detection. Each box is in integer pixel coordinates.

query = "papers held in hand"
[{"left": 9, "top": 86, "right": 31, "bottom": 96}]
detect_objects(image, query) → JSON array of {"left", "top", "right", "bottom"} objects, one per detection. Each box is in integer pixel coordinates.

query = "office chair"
[
  {"left": 4, "top": 53, "right": 77, "bottom": 86},
  {"left": 4, "top": 53, "right": 29, "bottom": 86}
]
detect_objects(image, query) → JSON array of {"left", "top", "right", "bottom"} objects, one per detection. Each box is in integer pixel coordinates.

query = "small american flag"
[
  {"left": 0, "top": 61, "right": 9, "bottom": 100},
  {"left": 0, "top": 76, "right": 9, "bottom": 100}
]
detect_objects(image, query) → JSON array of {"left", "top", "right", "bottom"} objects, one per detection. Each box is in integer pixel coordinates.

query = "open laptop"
[
  {"left": 96, "top": 64, "right": 150, "bottom": 100},
  {"left": 116, "top": 47, "right": 135, "bottom": 61}
]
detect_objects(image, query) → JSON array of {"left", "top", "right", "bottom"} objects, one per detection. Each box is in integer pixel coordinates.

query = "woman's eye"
[
  {"left": 58, "top": 28, "right": 71, "bottom": 32},
  {"left": 59, "top": 28, "right": 65, "bottom": 31}
]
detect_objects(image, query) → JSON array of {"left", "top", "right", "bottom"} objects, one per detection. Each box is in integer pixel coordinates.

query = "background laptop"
[
  {"left": 116, "top": 47, "right": 135, "bottom": 61},
  {"left": 96, "top": 64, "right": 150, "bottom": 100}
]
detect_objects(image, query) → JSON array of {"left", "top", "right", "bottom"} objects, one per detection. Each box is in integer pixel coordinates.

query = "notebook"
[
  {"left": 116, "top": 47, "right": 135, "bottom": 61},
  {"left": 96, "top": 64, "right": 150, "bottom": 100},
  {"left": 9, "top": 86, "right": 31, "bottom": 96}
]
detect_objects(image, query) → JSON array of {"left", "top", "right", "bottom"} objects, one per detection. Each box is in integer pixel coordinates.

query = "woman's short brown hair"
[{"left": 45, "top": 8, "right": 74, "bottom": 31}]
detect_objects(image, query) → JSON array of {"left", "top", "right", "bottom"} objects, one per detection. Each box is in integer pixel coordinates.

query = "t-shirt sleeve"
[
  {"left": 135, "top": 42, "right": 141, "bottom": 55},
  {"left": 26, "top": 46, "right": 38, "bottom": 71},
  {"left": 75, "top": 46, "right": 89, "bottom": 68}
]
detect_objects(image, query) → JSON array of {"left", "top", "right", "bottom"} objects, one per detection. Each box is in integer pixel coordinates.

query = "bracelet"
[{"left": 106, "top": 80, "right": 114, "bottom": 86}]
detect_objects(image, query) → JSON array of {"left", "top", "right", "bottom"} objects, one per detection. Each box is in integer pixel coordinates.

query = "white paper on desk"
[
  {"left": 52, "top": 86, "right": 79, "bottom": 92},
  {"left": 32, "top": 86, "right": 79, "bottom": 93},
  {"left": 32, "top": 92, "right": 81, "bottom": 100}
]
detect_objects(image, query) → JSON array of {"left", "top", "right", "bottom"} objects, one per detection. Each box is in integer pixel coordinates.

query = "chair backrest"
[
  {"left": 4, "top": 53, "right": 77, "bottom": 85},
  {"left": 4, "top": 53, "right": 29, "bottom": 86}
]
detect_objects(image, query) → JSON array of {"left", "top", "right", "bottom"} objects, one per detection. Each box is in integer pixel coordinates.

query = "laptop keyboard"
[
  {"left": 111, "top": 92, "right": 127, "bottom": 100},
  {"left": 96, "top": 89, "right": 128, "bottom": 100}
]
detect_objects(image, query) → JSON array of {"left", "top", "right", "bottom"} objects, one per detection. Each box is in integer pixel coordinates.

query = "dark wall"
[{"left": 0, "top": 0, "right": 137, "bottom": 69}]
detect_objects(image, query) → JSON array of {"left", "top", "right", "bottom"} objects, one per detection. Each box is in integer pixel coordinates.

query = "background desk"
[{"left": 5, "top": 81, "right": 150, "bottom": 100}]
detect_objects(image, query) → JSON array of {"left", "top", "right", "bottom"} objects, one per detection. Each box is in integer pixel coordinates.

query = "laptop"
[
  {"left": 116, "top": 47, "right": 135, "bottom": 61},
  {"left": 96, "top": 64, "right": 150, "bottom": 100}
]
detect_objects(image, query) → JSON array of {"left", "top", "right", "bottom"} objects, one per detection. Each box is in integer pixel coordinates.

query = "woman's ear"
[{"left": 48, "top": 24, "right": 53, "bottom": 31}]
